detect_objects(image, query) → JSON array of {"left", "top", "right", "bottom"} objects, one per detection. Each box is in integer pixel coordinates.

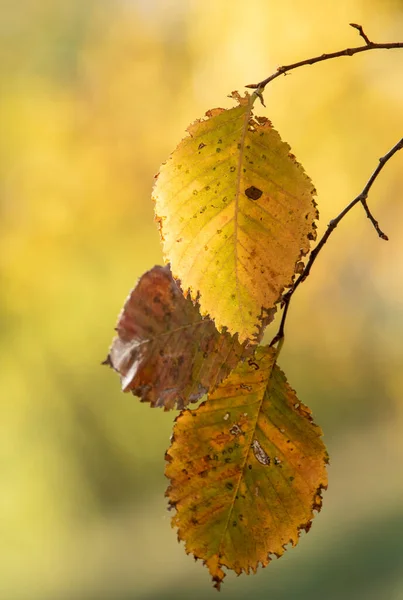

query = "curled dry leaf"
[
  {"left": 165, "top": 346, "right": 328, "bottom": 587},
  {"left": 104, "top": 265, "right": 246, "bottom": 410},
  {"left": 153, "top": 91, "right": 318, "bottom": 343}
]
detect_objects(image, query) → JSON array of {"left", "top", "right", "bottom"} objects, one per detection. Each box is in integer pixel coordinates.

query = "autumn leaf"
[
  {"left": 104, "top": 265, "right": 246, "bottom": 410},
  {"left": 165, "top": 346, "right": 328, "bottom": 587},
  {"left": 153, "top": 91, "right": 318, "bottom": 343}
]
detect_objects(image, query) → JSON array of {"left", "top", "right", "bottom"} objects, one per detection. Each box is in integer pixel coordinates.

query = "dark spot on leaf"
[
  {"left": 245, "top": 185, "right": 262, "bottom": 200},
  {"left": 198, "top": 142, "right": 206, "bottom": 150},
  {"left": 225, "top": 482, "right": 234, "bottom": 490},
  {"left": 216, "top": 148, "right": 221, "bottom": 153},
  {"left": 230, "top": 166, "right": 236, "bottom": 172}
]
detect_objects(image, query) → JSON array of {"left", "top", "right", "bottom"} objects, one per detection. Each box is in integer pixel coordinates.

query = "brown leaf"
[{"left": 105, "top": 265, "right": 246, "bottom": 410}]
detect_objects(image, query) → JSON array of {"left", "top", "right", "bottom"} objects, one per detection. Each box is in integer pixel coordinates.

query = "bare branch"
[
  {"left": 246, "top": 24, "right": 403, "bottom": 91},
  {"left": 270, "top": 137, "right": 403, "bottom": 347}
]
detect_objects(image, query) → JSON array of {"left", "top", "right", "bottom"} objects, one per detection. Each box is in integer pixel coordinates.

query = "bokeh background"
[{"left": 1, "top": 1, "right": 403, "bottom": 598}]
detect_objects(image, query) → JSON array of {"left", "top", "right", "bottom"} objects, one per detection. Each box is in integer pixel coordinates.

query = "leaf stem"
[
  {"left": 270, "top": 137, "right": 403, "bottom": 347},
  {"left": 246, "top": 24, "right": 403, "bottom": 91}
]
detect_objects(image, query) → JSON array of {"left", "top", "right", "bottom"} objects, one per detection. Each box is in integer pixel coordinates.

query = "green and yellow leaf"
[
  {"left": 105, "top": 265, "right": 246, "bottom": 410},
  {"left": 153, "top": 92, "right": 318, "bottom": 343},
  {"left": 165, "top": 346, "right": 328, "bottom": 587}
]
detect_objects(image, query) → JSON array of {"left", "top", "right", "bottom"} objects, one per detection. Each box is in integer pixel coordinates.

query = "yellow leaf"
[
  {"left": 165, "top": 346, "right": 328, "bottom": 588},
  {"left": 153, "top": 92, "right": 317, "bottom": 343}
]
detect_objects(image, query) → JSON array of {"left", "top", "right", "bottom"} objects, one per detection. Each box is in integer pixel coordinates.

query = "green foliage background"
[{"left": 1, "top": 1, "right": 403, "bottom": 598}]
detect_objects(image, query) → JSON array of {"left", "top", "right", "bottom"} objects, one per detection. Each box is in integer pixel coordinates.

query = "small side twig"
[
  {"left": 349, "top": 23, "right": 372, "bottom": 45},
  {"left": 360, "top": 196, "right": 388, "bottom": 240},
  {"left": 246, "top": 24, "right": 403, "bottom": 91},
  {"left": 270, "top": 137, "right": 403, "bottom": 347}
]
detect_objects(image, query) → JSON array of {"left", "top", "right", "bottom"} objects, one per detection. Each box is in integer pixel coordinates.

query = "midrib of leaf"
[
  {"left": 233, "top": 97, "right": 254, "bottom": 332},
  {"left": 216, "top": 354, "right": 275, "bottom": 558}
]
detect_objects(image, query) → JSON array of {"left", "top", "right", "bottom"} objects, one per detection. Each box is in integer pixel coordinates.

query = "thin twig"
[
  {"left": 270, "top": 137, "right": 403, "bottom": 347},
  {"left": 349, "top": 22, "right": 372, "bottom": 45},
  {"left": 246, "top": 24, "right": 403, "bottom": 91},
  {"left": 360, "top": 197, "right": 388, "bottom": 240}
]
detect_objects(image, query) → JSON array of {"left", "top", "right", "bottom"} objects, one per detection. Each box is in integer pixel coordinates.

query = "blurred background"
[{"left": 1, "top": 0, "right": 403, "bottom": 598}]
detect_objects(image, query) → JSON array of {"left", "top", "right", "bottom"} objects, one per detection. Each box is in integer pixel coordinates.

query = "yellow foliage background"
[{"left": 1, "top": 1, "right": 403, "bottom": 598}]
